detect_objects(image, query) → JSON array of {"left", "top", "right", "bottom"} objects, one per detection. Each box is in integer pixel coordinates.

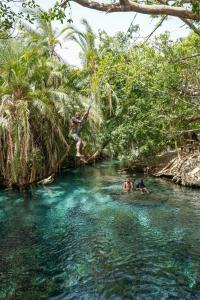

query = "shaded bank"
[
  {"left": 155, "top": 153, "right": 200, "bottom": 187},
  {"left": 125, "top": 152, "right": 200, "bottom": 188}
]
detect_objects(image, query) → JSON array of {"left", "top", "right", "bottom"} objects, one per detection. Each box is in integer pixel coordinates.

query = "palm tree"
[
  {"left": 0, "top": 39, "right": 74, "bottom": 186},
  {"left": 21, "top": 8, "right": 68, "bottom": 59},
  {"left": 0, "top": 34, "right": 104, "bottom": 187},
  {"left": 64, "top": 19, "right": 98, "bottom": 74}
]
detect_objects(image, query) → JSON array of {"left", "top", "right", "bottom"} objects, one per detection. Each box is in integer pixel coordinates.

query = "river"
[{"left": 1, "top": 161, "right": 200, "bottom": 299}]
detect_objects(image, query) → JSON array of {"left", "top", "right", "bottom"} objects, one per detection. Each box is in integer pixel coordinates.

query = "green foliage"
[
  {"left": 192, "top": 0, "right": 200, "bottom": 14},
  {"left": 0, "top": 15, "right": 200, "bottom": 186},
  {"left": 91, "top": 31, "right": 200, "bottom": 159},
  {"left": 0, "top": 0, "right": 38, "bottom": 35},
  {"left": 0, "top": 0, "right": 72, "bottom": 38}
]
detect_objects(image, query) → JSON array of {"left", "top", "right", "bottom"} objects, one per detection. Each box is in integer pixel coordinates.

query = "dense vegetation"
[{"left": 0, "top": 12, "right": 200, "bottom": 186}]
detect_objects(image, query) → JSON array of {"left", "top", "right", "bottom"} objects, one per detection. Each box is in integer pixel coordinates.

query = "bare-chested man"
[
  {"left": 123, "top": 178, "right": 133, "bottom": 192},
  {"left": 69, "top": 111, "right": 89, "bottom": 159}
]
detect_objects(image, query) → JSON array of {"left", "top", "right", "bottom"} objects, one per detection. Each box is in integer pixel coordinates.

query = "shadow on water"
[{"left": 1, "top": 161, "right": 200, "bottom": 299}]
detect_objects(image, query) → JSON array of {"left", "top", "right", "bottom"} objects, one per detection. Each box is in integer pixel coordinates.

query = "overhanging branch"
[{"left": 61, "top": 0, "right": 200, "bottom": 21}]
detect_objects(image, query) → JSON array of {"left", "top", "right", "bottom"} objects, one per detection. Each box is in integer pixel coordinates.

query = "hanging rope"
[
  {"left": 77, "top": 93, "right": 95, "bottom": 134},
  {"left": 95, "top": 13, "right": 138, "bottom": 92},
  {"left": 78, "top": 13, "right": 138, "bottom": 132}
]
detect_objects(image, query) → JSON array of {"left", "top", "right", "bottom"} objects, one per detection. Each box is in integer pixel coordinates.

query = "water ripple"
[{"left": 1, "top": 163, "right": 200, "bottom": 299}]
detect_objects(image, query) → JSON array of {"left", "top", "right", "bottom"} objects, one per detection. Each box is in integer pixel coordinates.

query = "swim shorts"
[{"left": 70, "top": 132, "right": 80, "bottom": 141}]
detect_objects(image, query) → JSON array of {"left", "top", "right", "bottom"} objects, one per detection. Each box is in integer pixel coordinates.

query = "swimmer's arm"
[{"left": 122, "top": 183, "right": 126, "bottom": 190}]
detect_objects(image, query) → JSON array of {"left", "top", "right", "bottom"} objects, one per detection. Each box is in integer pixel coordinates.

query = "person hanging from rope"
[{"left": 69, "top": 110, "right": 89, "bottom": 160}]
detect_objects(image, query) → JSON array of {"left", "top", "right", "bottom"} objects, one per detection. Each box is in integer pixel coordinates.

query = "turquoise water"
[{"left": 1, "top": 161, "right": 200, "bottom": 299}]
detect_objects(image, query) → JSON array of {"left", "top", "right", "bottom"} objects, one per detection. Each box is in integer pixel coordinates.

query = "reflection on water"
[{"left": 1, "top": 161, "right": 200, "bottom": 299}]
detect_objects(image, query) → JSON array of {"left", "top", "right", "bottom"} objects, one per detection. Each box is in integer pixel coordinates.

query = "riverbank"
[
  {"left": 125, "top": 151, "right": 200, "bottom": 188},
  {"left": 154, "top": 153, "right": 200, "bottom": 187},
  {"left": 37, "top": 151, "right": 200, "bottom": 188},
  {"left": 0, "top": 150, "right": 107, "bottom": 188}
]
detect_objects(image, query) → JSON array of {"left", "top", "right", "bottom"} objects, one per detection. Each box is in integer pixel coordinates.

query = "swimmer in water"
[
  {"left": 136, "top": 179, "right": 149, "bottom": 194},
  {"left": 123, "top": 178, "right": 133, "bottom": 192}
]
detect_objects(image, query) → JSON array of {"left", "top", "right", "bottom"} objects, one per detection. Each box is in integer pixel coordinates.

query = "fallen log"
[{"left": 38, "top": 175, "right": 54, "bottom": 185}]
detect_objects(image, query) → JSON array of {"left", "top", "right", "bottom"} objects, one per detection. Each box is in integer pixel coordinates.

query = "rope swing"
[{"left": 79, "top": 13, "right": 138, "bottom": 132}]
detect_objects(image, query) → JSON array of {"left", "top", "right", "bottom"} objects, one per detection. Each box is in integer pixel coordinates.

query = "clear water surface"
[{"left": 1, "top": 161, "right": 200, "bottom": 300}]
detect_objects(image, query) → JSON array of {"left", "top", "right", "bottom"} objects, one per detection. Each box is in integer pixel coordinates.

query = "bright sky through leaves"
[{"left": 40, "top": 1, "right": 190, "bottom": 66}]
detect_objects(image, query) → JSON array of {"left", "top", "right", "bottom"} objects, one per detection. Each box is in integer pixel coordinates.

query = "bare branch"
[
  {"left": 143, "top": 15, "right": 167, "bottom": 44},
  {"left": 180, "top": 18, "right": 200, "bottom": 36},
  {"left": 158, "top": 0, "right": 200, "bottom": 36},
  {"left": 173, "top": 53, "right": 200, "bottom": 63},
  {"left": 61, "top": 0, "right": 200, "bottom": 21}
]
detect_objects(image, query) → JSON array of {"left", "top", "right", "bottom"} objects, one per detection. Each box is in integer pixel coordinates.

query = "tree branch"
[
  {"left": 143, "top": 15, "right": 167, "bottom": 44},
  {"left": 186, "top": 114, "right": 200, "bottom": 123},
  {"left": 164, "top": 128, "right": 200, "bottom": 134},
  {"left": 173, "top": 53, "right": 200, "bottom": 63},
  {"left": 61, "top": 0, "right": 200, "bottom": 21},
  {"left": 158, "top": 0, "right": 200, "bottom": 36},
  {"left": 180, "top": 18, "right": 200, "bottom": 36}
]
